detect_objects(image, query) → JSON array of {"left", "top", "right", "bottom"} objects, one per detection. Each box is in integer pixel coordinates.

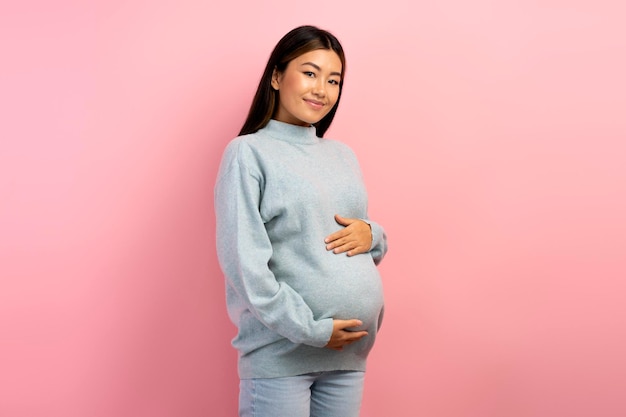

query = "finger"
[
  {"left": 338, "top": 319, "right": 363, "bottom": 329},
  {"left": 334, "top": 214, "right": 356, "bottom": 226},
  {"left": 324, "top": 229, "right": 349, "bottom": 244},
  {"left": 327, "top": 237, "right": 351, "bottom": 250},
  {"left": 343, "top": 332, "right": 368, "bottom": 345},
  {"left": 346, "top": 331, "right": 368, "bottom": 340},
  {"left": 325, "top": 234, "right": 347, "bottom": 247},
  {"left": 346, "top": 246, "right": 368, "bottom": 256},
  {"left": 332, "top": 242, "right": 358, "bottom": 254},
  {"left": 327, "top": 234, "right": 363, "bottom": 250}
]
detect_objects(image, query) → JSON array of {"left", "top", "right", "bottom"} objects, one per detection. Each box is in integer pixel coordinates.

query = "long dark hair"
[{"left": 239, "top": 25, "right": 346, "bottom": 138}]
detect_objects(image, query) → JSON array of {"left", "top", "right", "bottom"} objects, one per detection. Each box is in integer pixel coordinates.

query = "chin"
[{"left": 303, "top": 114, "right": 328, "bottom": 125}]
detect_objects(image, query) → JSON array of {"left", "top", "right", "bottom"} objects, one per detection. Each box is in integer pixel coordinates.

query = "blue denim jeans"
[{"left": 239, "top": 370, "right": 365, "bottom": 417}]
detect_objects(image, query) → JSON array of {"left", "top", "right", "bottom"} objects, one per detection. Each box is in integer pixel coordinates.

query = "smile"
[{"left": 304, "top": 99, "right": 325, "bottom": 109}]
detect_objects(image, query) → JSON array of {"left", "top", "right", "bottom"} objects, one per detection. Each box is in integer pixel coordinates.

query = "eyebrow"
[{"left": 301, "top": 62, "right": 342, "bottom": 77}]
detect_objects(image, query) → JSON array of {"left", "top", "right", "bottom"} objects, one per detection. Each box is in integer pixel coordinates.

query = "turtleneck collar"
[{"left": 262, "top": 119, "right": 320, "bottom": 145}]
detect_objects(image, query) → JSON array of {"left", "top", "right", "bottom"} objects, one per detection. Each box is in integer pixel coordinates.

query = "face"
[{"left": 271, "top": 49, "right": 342, "bottom": 126}]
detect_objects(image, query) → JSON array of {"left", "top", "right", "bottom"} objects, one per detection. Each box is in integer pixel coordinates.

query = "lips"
[{"left": 304, "top": 98, "right": 325, "bottom": 109}]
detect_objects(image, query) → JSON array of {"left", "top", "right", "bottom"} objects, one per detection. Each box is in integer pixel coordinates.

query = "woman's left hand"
[{"left": 324, "top": 214, "right": 372, "bottom": 256}]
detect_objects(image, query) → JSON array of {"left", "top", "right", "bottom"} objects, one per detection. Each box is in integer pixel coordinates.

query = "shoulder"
[
  {"left": 221, "top": 132, "right": 264, "bottom": 161},
  {"left": 223, "top": 131, "right": 260, "bottom": 150},
  {"left": 217, "top": 133, "right": 266, "bottom": 180}
]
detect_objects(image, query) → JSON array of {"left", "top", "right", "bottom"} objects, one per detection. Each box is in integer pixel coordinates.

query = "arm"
[
  {"left": 361, "top": 218, "right": 388, "bottom": 265},
  {"left": 215, "top": 141, "right": 333, "bottom": 347},
  {"left": 323, "top": 144, "right": 388, "bottom": 265}
]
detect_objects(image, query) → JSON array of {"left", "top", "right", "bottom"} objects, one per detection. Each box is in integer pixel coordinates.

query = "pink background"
[{"left": 2, "top": 1, "right": 625, "bottom": 416}]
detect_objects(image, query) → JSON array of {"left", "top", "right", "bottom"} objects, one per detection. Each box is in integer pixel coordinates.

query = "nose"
[{"left": 312, "top": 79, "right": 326, "bottom": 98}]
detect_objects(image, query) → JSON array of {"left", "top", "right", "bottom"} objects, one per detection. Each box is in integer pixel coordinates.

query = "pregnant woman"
[{"left": 214, "top": 25, "right": 388, "bottom": 417}]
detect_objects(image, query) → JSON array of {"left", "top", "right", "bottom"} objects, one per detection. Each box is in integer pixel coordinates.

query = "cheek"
[
  {"left": 282, "top": 75, "right": 305, "bottom": 96},
  {"left": 329, "top": 88, "right": 341, "bottom": 105}
]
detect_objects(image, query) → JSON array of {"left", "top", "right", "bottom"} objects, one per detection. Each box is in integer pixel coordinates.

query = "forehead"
[{"left": 290, "top": 49, "right": 342, "bottom": 73}]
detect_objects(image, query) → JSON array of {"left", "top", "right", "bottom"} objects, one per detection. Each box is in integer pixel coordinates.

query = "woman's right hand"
[{"left": 325, "top": 319, "right": 368, "bottom": 351}]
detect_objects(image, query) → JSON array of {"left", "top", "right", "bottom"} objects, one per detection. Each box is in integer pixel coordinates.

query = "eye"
[
  {"left": 328, "top": 79, "right": 340, "bottom": 85},
  {"left": 303, "top": 71, "right": 315, "bottom": 77}
]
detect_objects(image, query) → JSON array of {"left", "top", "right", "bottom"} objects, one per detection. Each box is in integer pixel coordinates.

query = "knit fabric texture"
[{"left": 215, "top": 119, "right": 387, "bottom": 379}]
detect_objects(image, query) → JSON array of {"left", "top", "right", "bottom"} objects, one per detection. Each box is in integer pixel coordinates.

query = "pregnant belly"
[{"left": 281, "top": 254, "right": 385, "bottom": 329}]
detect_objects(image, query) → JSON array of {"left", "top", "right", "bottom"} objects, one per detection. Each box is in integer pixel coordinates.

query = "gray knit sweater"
[{"left": 215, "top": 119, "right": 387, "bottom": 379}]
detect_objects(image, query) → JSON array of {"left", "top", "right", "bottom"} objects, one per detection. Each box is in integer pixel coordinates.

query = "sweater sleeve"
[
  {"left": 361, "top": 218, "right": 388, "bottom": 266},
  {"left": 339, "top": 143, "right": 388, "bottom": 266},
  {"left": 215, "top": 140, "right": 333, "bottom": 347}
]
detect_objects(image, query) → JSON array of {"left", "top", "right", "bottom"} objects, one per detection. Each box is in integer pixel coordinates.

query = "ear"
[{"left": 271, "top": 68, "right": 281, "bottom": 90}]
